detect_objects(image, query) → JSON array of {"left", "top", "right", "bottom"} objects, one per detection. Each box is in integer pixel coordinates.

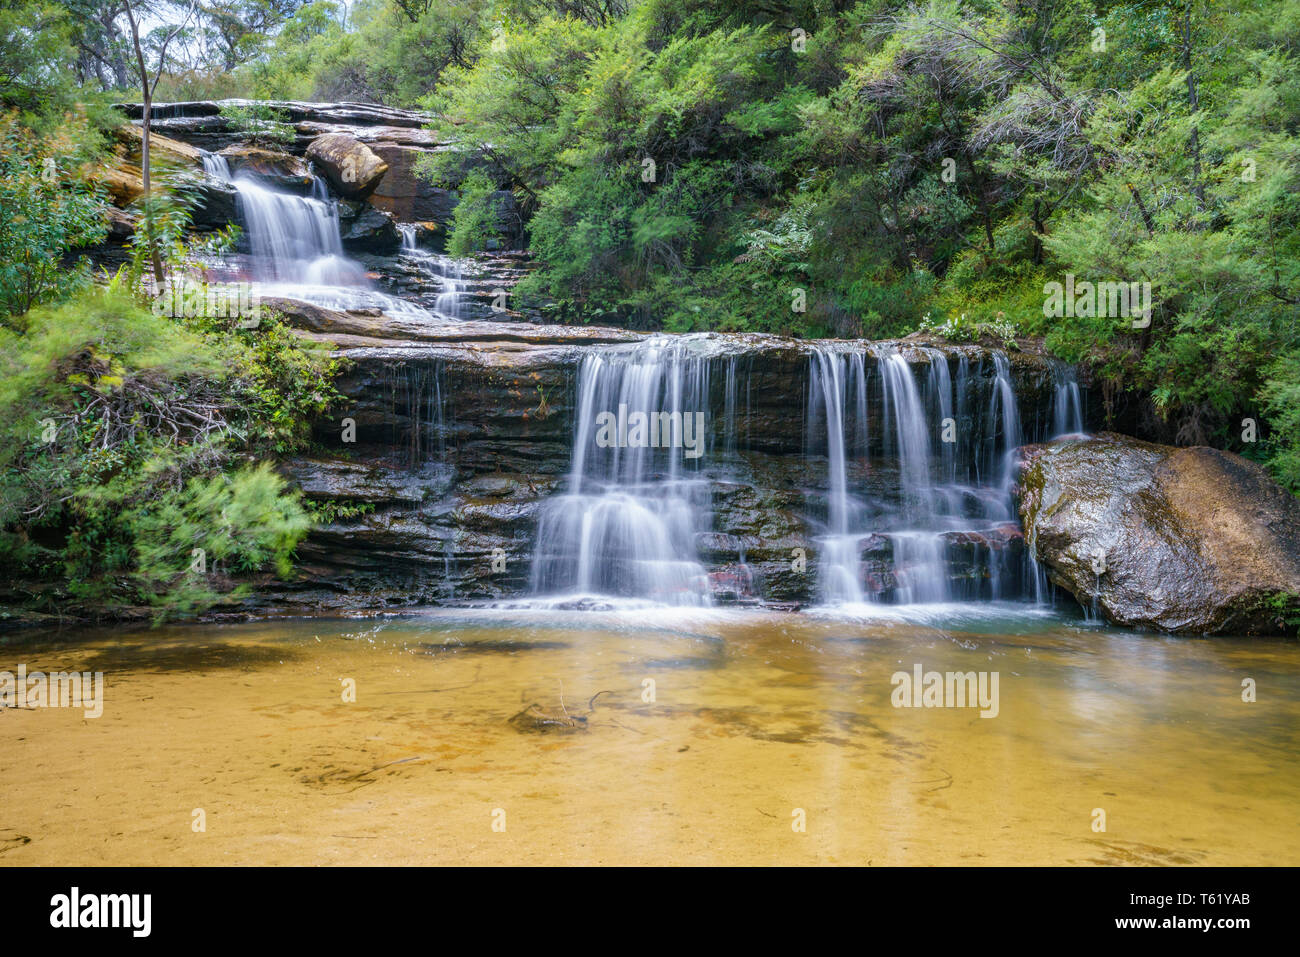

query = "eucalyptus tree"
[{"left": 121, "top": 0, "right": 200, "bottom": 283}]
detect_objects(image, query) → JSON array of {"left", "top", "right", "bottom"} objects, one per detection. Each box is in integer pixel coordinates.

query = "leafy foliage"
[
  {"left": 0, "top": 112, "right": 109, "bottom": 319},
  {"left": 218, "top": 102, "right": 295, "bottom": 149},
  {"left": 408, "top": 0, "right": 1300, "bottom": 486},
  {"left": 0, "top": 284, "right": 341, "bottom": 618}
]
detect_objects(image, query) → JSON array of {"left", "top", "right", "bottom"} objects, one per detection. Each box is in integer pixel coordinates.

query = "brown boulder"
[
  {"left": 1019, "top": 432, "right": 1300, "bottom": 635},
  {"left": 367, "top": 142, "right": 456, "bottom": 227},
  {"left": 305, "top": 132, "right": 388, "bottom": 199}
]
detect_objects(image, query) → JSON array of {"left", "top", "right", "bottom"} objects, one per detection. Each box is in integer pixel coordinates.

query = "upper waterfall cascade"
[{"left": 200, "top": 152, "right": 466, "bottom": 321}]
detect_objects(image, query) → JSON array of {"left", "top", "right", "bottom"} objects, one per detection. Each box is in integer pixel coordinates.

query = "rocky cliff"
[{"left": 246, "top": 301, "right": 1075, "bottom": 614}]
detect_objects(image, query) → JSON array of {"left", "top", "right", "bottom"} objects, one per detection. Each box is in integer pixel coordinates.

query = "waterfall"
[
  {"left": 199, "top": 151, "right": 434, "bottom": 320},
  {"left": 1049, "top": 360, "right": 1086, "bottom": 436},
  {"left": 233, "top": 176, "right": 365, "bottom": 286},
  {"left": 524, "top": 338, "right": 1082, "bottom": 609},
  {"left": 394, "top": 228, "right": 469, "bottom": 321},
  {"left": 382, "top": 361, "right": 447, "bottom": 468},
  {"left": 204, "top": 150, "right": 356, "bottom": 284},
  {"left": 808, "top": 348, "right": 868, "bottom": 603},
  {"left": 432, "top": 259, "right": 465, "bottom": 321},
  {"left": 200, "top": 152, "right": 231, "bottom": 180},
  {"left": 990, "top": 352, "right": 1023, "bottom": 496},
  {"left": 529, "top": 338, "right": 714, "bottom": 607},
  {"left": 806, "top": 344, "right": 1041, "bottom": 606}
]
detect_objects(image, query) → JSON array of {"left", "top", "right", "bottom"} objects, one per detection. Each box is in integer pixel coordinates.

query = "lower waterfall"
[
  {"left": 526, "top": 337, "right": 1085, "bottom": 608},
  {"left": 806, "top": 344, "right": 1047, "bottom": 605},
  {"left": 529, "top": 337, "right": 715, "bottom": 607}
]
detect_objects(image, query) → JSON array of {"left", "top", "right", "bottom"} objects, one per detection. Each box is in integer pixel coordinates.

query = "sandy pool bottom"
[{"left": 1, "top": 607, "right": 1297, "bottom": 865}]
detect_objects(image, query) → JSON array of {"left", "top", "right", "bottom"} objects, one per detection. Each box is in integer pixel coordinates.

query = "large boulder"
[
  {"left": 305, "top": 132, "right": 388, "bottom": 200},
  {"left": 97, "top": 163, "right": 147, "bottom": 206},
  {"left": 1019, "top": 432, "right": 1300, "bottom": 635}
]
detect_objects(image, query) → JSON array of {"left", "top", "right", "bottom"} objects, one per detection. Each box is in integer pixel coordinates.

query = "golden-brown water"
[{"left": 2, "top": 605, "right": 1297, "bottom": 865}]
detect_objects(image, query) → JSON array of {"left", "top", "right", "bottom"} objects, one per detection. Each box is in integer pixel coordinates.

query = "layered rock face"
[
  {"left": 1019, "top": 433, "right": 1300, "bottom": 635},
  {"left": 104, "top": 101, "right": 1300, "bottom": 635},
  {"left": 117, "top": 100, "right": 437, "bottom": 153},
  {"left": 216, "top": 145, "right": 313, "bottom": 191},
  {"left": 93, "top": 125, "right": 236, "bottom": 237},
  {"left": 366, "top": 141, "right": 455, "bottom": 225},
  {"left": 99, "top": 125, "right": 203, "bottom": 204},
  {"left": 254, "top": 302, "right": 1079, "bottom": 613},
  {"left": 117, "top": 100, "right": 473, "bottom": 245}
]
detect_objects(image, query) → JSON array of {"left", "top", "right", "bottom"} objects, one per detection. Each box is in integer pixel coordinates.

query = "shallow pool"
[{"left": 1, "top": 606, "right": 1296, "bottom": 865}]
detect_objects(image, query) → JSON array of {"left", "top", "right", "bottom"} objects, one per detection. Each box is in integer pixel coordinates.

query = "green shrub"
[
  {"left": 0, "top": 112, "right": 108, "bottom": 319},
  {"left": 0, "top": 288, "right": 341, "bottom": 618}
]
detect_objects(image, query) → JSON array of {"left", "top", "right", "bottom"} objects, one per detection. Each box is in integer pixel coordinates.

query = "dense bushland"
[{"left": 0, "top": 0, "right": 1296, "bottom": 624}]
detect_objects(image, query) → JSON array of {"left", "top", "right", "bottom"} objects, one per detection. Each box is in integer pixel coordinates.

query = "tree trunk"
[
  {"left": 1128, "top": 185, "right": 1156, "bottom": 237},
  {"left": 1183, "top": 3, "right": 1204, "bottom": 208},
  {"left": 125, "top": 0, "right": 165, "bottom": 285},
  {"left": 141, "top": 98, "right": 165, "bottom": 285},
  {"left": 1030, "top": 198, "right": 1045, "bottom": 264}
]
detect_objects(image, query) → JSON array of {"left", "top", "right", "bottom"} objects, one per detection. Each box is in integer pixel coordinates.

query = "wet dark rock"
[
  {"left": 708, "top": 565, "right": 760, "bottom": 602},
  {"left": 1019, "top": 432, "right": 1300, "bottom": 635},
  {"left": 189, "top": 176, "right": 239, "bottom": 230},
  {"left": 282, "top": 457, "right": 447, "bottom": 505},
  {"left": 485, "top": 190, "right": 525, "bottom": 249},
  {"left": 337, "top": 200, "right": 400, "bottom": 253},
  {"left": 119, "top": 100, "right": 436, "bottom": 153},
  {"left": 243, "top": 306, "right": 1087, "bottom": 613},
  {"left": 103, "top": 206, "right": 136, "bottom": 241},
  {"left": 123, "top": 99, "right": 432, "bottom": 128}
]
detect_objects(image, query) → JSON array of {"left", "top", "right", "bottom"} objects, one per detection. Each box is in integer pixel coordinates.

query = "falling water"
[
  {"left": 530, "top": 338, "right": 714, "bottom": 607},
  {"left": 990, "top": 352, "right": 1023, "bottom": 494},
  {"left": 394, "top": 226, "right": 470, "bottom": 321},
  {"left": 808, "top": 348, "right": 868, "bottom": 603},
  {"left": 233, "top": 176, "right": 364, "bottom": 286},
  {"left": 381, "top": 361, "right": 448, "bottom": 468},
  {"left": 200, "top": 151, "right": 435, "bottom": 320},
  {"left": 200, "top": 152, "right": 231, "bottom": 180},
  {"left": 1049, "top": 361, "right": 1086, "bottom": 437},
  {"left": 432, "top": 259, "right": 466, "bottom": 321},
  {"left": 806, "top": 344, "right": 1043, "bottom": 606},
  {"left": 524, "top": 339, "right": 1084, "bottom": 609}
]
